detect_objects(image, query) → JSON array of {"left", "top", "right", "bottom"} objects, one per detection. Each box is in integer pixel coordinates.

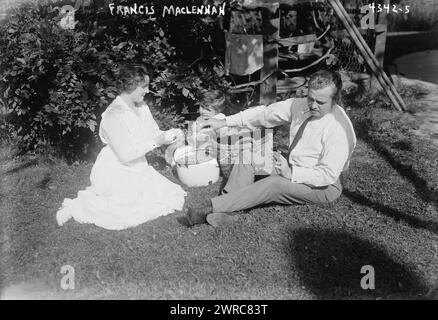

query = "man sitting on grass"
[{"left": 186, "top": 70, "right": 357, "bottom": 227}]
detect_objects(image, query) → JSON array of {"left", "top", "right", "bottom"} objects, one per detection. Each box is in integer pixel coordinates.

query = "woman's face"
[{"left": 128, "top": 75, "right": 150, "bottom": 105}]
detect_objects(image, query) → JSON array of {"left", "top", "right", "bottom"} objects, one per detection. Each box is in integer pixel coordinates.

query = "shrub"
[{"left": 0, "top": 0, "right": 230, "bottom": 160}]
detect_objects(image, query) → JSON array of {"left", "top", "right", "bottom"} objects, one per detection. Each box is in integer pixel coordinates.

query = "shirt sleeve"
[
  {"left": 213, "top": 113, "right": 226, "bottom": 120},
  {"left": 291, "top": 124, "right": 350, "bottom": 187},
  {"left": 225, "top": 99, "right": 295, "bottom": 129},
  {"left": 100, "top": 110, "right": 158, "bottom": 164}
]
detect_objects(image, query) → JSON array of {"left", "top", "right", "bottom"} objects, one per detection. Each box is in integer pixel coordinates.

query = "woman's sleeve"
[{"left": 101, "top": 111, "right": 158, "bottom": 164}]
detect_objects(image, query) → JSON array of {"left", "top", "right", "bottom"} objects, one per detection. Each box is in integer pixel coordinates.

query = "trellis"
[{"left": 226, "top": 0, "right": 406, "bottom": 111}]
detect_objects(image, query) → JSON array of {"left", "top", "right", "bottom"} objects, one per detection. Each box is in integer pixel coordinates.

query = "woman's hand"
[
  {"left": 196, "top": 116, "right": 227, "bottom": 131},
  {"left": 164, "top": 138, "right": 186, "bottom": 167},
  {"left": 273, "top": 151, "right": 292, "bottom": 179},
  {"left": 156, "top": 129, "right": 184, "bottom": 146},
  {"left": 154, "top": 132, "right": 168, "bottom": 146}
]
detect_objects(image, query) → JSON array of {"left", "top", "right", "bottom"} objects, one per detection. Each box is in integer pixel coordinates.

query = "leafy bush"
[{"left": 0, "top": 0, "right": 230, "bottom": 160}]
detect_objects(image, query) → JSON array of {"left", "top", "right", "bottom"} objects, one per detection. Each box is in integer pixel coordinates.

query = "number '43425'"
[{"left": 368, "top": 3, "right": 410, "bottom": 14}]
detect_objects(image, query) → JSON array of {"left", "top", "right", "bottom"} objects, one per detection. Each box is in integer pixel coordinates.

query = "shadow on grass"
[
  {"left": 176, "top": 216, "right": 192, "bottom": 228},
  {"left": 343, "top": 189, "right": 438, "bottom": 236},
  {"left": 291, "top": 229, "right": 427, "bottom": 299},
  {"left": 354, "top": 120, "right": 438, "bottom": 211},
  {"left": 375, "top": 144, "right": 437, "bottom": 206},
  {"left": 4, "top": 158, "right": 38, "bottom": 175},
  {"left": 146, "top": 153, "right": 167, "bottom": 171},
  {"left": 35, "top": 174, "right": 51, "bottom": 189}
]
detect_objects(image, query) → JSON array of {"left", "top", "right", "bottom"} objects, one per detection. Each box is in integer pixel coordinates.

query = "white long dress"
[{"left": 56, "top": 96, "right": 187, "bottom": 230}]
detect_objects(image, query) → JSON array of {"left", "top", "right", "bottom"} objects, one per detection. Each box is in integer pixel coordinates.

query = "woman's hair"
[
  {"left": 116, "top": 64, "right": 149, "bottom": 94},
  {"left": 199, "top": 89, "right": 227, "bottom": 114},
  {"left": 308, "top": 70, "right": 343, "bottom": 101}
]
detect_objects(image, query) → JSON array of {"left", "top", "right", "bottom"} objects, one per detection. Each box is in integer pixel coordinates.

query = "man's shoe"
[
  {"left": 186, "top": 206, "right": 211, "bottom": 226},
  {"left": 206, "top": 212, "right": 239, "bottom": 228}
]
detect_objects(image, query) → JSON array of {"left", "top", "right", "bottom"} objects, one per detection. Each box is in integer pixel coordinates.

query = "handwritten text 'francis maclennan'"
[{"left": 108, "top": 3, "right": 226, "bottom": 17}]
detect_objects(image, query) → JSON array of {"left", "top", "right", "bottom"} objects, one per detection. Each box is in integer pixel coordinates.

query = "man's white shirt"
[{"left": 225, "top": 98, "right": 357, "bottom": 187}]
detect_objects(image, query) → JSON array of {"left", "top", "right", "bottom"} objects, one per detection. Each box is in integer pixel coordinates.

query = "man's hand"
[
  {"left": 273, "top": 151, "right": 292, "bottom": 179},
  {"left": 196, "top": 116, "right": 227, "bottom": 131}
]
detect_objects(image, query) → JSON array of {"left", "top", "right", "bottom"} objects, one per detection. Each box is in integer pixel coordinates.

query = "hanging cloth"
[{"left": 225, "top": 32, "right": 264, "bottom": 76}]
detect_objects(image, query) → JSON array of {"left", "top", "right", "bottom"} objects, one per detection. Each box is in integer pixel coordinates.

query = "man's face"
[{"left": 306, "top": 85, "right": 337, "bottom": 119}]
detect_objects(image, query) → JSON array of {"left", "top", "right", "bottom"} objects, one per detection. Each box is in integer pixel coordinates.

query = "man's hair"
[
  {"left": 200, "top": 89, "right": 226, "bottom": 113},
  {"left": 116, "top": 64, "right": 149, "bottom": 94},
  {"left": 308, "top": 70, "right": 343, "bottom": 100}
]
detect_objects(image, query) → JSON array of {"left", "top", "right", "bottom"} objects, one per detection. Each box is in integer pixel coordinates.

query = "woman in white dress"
[{"left": 56, "top": 65, "right": 187, "bottom": 230}]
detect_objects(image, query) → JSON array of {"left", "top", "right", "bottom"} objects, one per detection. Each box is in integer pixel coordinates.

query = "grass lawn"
[{"left": 1, "top": 80, "right": 438, "bottom": 300}]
